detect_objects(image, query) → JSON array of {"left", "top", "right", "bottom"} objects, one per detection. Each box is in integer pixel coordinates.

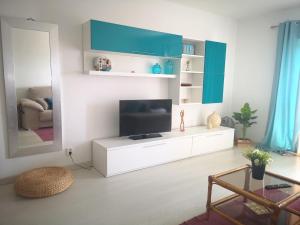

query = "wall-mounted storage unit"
[
  {"left": 202, "top": 41, "right": 227, "bottom": 104},
  {"left": 84, "top": 20, "right": 182, "bottom": 58},
  {"left": 83, "top": 19, "right": 182, "bottom": 78},
  {"left": 83, "top": 20, "right": 227, "bottom": 103}
]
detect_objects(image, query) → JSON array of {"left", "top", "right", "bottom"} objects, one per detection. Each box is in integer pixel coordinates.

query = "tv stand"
[
  {"left": 93, "top": 126, "right": 234, "bottom": 177},
  {"left": 129, "top": 133, "right": 162, "bottom": 140}
]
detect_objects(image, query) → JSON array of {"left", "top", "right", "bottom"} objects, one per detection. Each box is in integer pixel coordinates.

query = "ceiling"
[{"left": 167, "top": 0, "right": 300, "bottom": 19}]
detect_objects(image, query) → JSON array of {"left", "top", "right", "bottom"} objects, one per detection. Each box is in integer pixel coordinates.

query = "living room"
[{"left": 0, "top": 0, "right": 299, "bottom": 225}]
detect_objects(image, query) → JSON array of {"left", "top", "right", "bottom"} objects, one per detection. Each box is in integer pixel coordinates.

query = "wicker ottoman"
[{"left": 15, "top": 167, "right": 74, "bottom": 198}]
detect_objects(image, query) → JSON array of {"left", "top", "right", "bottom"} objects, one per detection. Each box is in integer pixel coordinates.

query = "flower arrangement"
[{"left": 244, "top": 148, "right": 272, "bottom": 166}]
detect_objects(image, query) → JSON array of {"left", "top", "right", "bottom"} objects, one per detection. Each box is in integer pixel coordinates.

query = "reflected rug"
[{"left": 34, "top": 128, "right": 53, "bottom": 142}]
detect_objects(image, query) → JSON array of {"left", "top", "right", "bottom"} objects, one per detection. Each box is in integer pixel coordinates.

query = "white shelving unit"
[
  {"left": 88, "top": 71, "right": 176, "bottom": 78},
  {"left": 169, "top": 38, "right": 205, "bottom": 105}
]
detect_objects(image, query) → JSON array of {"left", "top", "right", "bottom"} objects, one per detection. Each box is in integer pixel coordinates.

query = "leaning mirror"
[{"left": 1, "top": 17, "right": 62, "bottom": 157}]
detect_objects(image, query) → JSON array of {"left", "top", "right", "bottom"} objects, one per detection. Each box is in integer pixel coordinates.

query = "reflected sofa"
[{"left": 19, "top": 86, "right": 53, "bottom": 130}]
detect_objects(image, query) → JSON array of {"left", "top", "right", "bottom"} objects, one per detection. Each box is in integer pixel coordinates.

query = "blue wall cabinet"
[
  {"left": 202, "top": 41, "right": 227, "bottom": 104},
  {"left": 87, "top": 20, "right": 182, "bottom": 58}
]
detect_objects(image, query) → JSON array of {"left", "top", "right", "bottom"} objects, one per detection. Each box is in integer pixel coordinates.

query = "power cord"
[{"left": 68, "top": 151, "right": 92, "bottom": 170}]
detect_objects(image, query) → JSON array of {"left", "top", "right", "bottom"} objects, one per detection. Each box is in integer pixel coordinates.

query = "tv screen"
[{"left": 119, "top": 99, "right": 172, "bottom": 137}]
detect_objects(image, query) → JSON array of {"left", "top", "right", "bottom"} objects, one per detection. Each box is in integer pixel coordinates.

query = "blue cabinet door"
[
  {"left": 90, "top": 20, "right": 182, "bottom": 58},
  {"left": 202, "top": 41, "right": 227, "bottom": 104}
]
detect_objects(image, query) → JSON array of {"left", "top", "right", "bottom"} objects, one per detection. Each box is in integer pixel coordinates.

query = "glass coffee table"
[{"left": 206, "top": 165, "right": 300, "bottom": 225}]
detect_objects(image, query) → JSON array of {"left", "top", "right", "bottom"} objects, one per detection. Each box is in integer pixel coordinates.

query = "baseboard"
[
  {"left": 0, "top": 161, "right": 92, "bottom": 185},
  {"left": 0, "top": 176, "right": 16, "bottom": 185}
]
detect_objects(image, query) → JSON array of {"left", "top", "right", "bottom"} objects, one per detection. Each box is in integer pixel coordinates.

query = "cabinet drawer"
[
  {"left": 192, "top": 131, "right": 234, "bottom": 156},
  {"left": 107, "top": 137, "right": 192, "bottom": 176}
]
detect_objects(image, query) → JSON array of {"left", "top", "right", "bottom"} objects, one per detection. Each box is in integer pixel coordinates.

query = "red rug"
[
  {"left": 180, "top": 189, "right": 300, "bottom": 225},
  {"left": 34, "top": 128, "right": 53, "bottom": 142}
]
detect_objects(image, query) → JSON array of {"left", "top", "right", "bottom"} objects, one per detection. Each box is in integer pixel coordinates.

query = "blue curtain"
[{"left": 261, "top": 21, "right": 300, "bottom": 152}]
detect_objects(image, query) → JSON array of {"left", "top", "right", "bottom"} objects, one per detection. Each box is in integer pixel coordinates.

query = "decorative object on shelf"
[
  {"left": 221, "top": 116, "right": 235, "bottom": 128},
  {"left": 164, "top": 60, "right": 174, "bottom": 74},
  {"left": 180, "top": 110, "right": 185, "bottom": 131},
  {"left": 244, "top": 148, "right": 272, "bottom": 180},
  {"left": 232, "top": 103, "right": 257, "bottom": 147},
  {"left": 93, "top": 57, "right": 112, "bottom": 71},
  {"left": 186, "top": 60, "right": 191, "bottom": 71},
  {"left": 207, "top": 111, "right": 221, "bottom": 129},
  {"left": 152, "top": 63, "right": 161, "bottom": 74},
  {"left": 183, "top": 44, "right": 195, "bottom": 55},
  {"left": 181, "top": 83, "right": 192, "bottom": 87}
]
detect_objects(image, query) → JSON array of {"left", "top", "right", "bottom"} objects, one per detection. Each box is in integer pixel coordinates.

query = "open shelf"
[
  {"left": 181, "top": 70, "right": 204, "bottom": 74},
  {"left": 180, "top": 85, "right": 202, "bottom": 89},
  {"left": 180, "top": 102, "right": 202, "bottom": 105},
  {"left": 182, "top": 54, "right": 204, "bottom": 59},
  {"left": 88, "top": 71, "right": 176, "bottom": 78}
]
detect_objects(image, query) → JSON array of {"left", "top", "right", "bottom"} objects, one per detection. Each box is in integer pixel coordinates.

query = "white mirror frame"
[{"left": 1, "top": 17, "right": 62, "bottom": 158}]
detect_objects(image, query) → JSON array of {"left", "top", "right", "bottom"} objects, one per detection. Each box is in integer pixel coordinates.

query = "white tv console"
[{"left": 92, "top": 126, "right": 234, "bottom": 177}]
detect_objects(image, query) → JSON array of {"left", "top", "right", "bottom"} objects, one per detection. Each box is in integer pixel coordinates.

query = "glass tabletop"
[{"left": 215, "top": 167, "right": 300, "bottom": 205}]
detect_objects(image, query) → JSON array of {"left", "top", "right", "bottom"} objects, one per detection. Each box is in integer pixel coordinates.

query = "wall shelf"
[
  {"left": 181, "top": 86, "right": 203, "bottom": 89},
  {"left": 182, "top": 54, "right": 204, "bottom": 59},
  {"left": 88, "top": 71, "right": 176, "bottom": 78},
  {"left": 181, "top": 70, "right": 204, "bottom": 74}
]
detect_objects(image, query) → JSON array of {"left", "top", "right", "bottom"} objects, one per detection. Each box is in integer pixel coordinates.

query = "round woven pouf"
[{"left": 15, "top": 167, "right": 74, "bottom": 198}]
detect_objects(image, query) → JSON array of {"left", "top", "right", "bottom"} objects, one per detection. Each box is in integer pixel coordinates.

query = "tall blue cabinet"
[{"left": 202, "top": 41, "right": 227, "bottom": 104}]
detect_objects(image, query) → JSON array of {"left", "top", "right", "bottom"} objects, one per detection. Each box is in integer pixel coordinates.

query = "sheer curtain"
[{"left": 261, "top": 21, "right": 300, "bottom": 152}]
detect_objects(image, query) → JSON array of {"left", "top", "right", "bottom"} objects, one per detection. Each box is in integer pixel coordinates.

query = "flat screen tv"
[{"left": 119, "top": 99, "right": 172, "bottom": 138}]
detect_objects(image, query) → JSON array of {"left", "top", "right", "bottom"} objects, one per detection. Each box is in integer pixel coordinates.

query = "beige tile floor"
[{"left": 0, "top": 148, "right": 299, "bottom": 225}]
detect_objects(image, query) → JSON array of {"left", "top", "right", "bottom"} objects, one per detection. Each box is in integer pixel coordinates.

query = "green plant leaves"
[
  {"left": 243, "top": 148, "right": 272, "bottom": 166},
  {"left": 232, "top": 102, "right": 258, "bottom": 139}
]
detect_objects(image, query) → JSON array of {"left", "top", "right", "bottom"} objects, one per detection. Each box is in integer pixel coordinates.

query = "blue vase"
[
  {"left": 152, "top": 63, "right": 161, "bottom": 74},
  {"left": 164, "top": 60, "right": 174, "bottom": 74}
]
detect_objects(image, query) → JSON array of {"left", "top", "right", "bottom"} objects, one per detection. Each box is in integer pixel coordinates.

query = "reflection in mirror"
[
  {"left": 1, "top": 17, "right": 61, "bottom": 157},
  {"left": 13, "top": 28, "right": 53, "bottom": 150}
]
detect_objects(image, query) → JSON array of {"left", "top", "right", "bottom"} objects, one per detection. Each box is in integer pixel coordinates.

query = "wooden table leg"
[
  {"left": 206, "top": 176, "right": 213, "bottom": 220},
  {"left": 270, "top": 207, "right": 281, "bottom": 225},
  {"left": 243, "top": 167, "right": 251, "bottom": 203}
]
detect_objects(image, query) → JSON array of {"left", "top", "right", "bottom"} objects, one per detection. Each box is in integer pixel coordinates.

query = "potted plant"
[
  {"left": 244, "top": 148, "right": 272, "bottom": 180},
  {"left": 232, "top": 103, "right": 257, "bottom": 146}
]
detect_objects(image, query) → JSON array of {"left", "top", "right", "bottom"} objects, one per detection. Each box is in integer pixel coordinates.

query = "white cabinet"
[
  {"left": 104, "top": 137, "right": 192, "bottom": 176},
  {"left": 93, "top": 126, "right": 234, "bottom": 177},
  {"left": 192, "top": 130, "right": 234, "bottom": 156}
]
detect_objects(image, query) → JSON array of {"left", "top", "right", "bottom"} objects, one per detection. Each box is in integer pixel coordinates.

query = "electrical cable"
[{"left": 68, "top": 152, "right": 92, "bottom": 170}]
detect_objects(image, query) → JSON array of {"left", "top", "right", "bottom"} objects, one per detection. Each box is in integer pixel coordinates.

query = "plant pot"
[
  {"left": 251, "top": 161, "right": 266, "bottom": 180},
  {"left": 236, "top": 138, "right": 252, "bottom": 148}
]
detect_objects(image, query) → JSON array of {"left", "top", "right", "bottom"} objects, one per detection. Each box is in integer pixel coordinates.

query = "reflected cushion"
[{"left": 35, "top": 98, "right": 48, "bottom": 110}]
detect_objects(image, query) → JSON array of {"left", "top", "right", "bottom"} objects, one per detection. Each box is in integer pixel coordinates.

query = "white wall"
[
  {"left": 233, "top": 7, "right": 300, "bottom": 142},
  {"left": 13, "top": 28, "right": 52, "bottom": 101},
  {"left": 0, "top": 0, "right": 237, "bottom": 179}
]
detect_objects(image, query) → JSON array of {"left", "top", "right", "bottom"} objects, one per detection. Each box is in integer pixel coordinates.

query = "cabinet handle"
[{"left": 143, "top": 143, "right": 167, "bottom": 148}]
